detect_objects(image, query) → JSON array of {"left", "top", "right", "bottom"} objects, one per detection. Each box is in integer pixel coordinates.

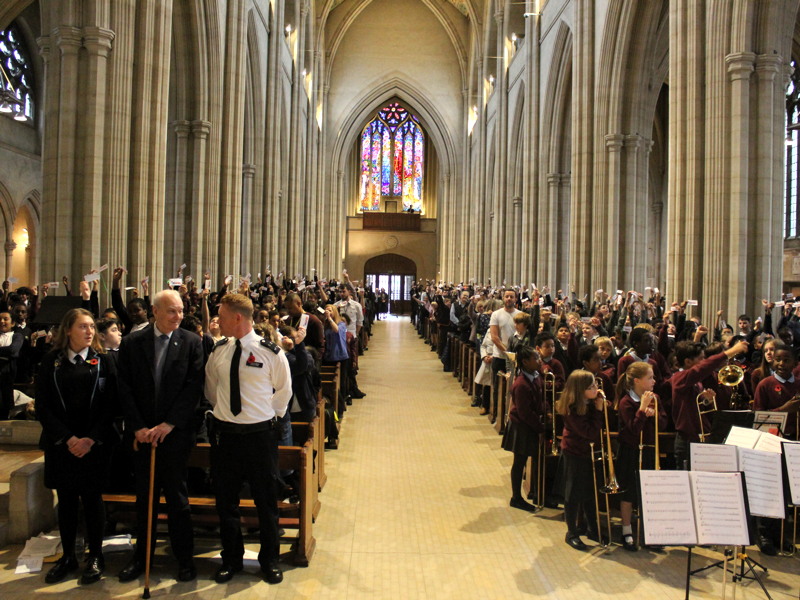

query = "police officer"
[{"left": 204, "top": 293, "right": 292, "bottom": 584}]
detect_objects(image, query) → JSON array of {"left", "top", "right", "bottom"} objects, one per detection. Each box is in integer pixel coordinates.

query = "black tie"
[
  {"left": 74, "top": 355, "right": 84, "bottom": 365},
  {"left": 230, "top": 339, "right": 242, "bottom": 415}
]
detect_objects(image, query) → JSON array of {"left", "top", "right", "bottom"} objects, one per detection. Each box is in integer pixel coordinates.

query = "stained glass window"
[
  {"left": 359, "top": 102, "right": 424, "bottom": 212},
  {"left": 786, "top": 59, "right": 800, "bottom": 238},
  {"left": 0, "top": 25, "right": 34, "bottom": 120}
]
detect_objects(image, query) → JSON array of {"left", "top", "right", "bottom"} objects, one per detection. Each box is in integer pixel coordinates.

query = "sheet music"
[
  {"left": 752, "top": 431, "right": 785, "bottom": 454},
  {"left": 782, "top": 441, "right": 800, "bottom": 505},
  {"left": 753, "top": 411, "right": 788, "bottom": 434},
  {"left": 689, "top": 472, "right": 750, "bottom": 546},
  {"left": 738, "top": 447, "right": 785, "bottom": 519},
  {"left": 724, "top": 425, "right": 761, "bottom": 449},
  {"left": 640, "top": 471, "right": 698, "bottom": 546},
  {"left": 690, "top": 443, "right": 738, "bottom": 472}
]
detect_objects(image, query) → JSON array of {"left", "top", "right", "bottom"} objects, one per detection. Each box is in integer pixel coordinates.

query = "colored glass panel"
[
  {"left": 369, "top": 130, "right": 381, "bottom": 210},
  {"left": 402, "top": 132, "right": 414, "bottom": 208},
  {"left": 381, "top": 127, "right": 391, "bottom": 195},
  {"left": 360, "top": 127, "right": 371, "bottom": 210},
  {"left": 393, "top": 136, "right": 402, "bottom": 195},
  {"left": 413, "top": 129, "right": 424, "bottom": 209}
]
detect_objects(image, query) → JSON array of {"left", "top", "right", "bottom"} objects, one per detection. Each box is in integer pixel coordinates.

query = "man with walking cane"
[
  {"left": 204, "top": 293, "right": 292, "bottom": 584},
  {"left": 117, "top": 289, "right": 205, "bottom": 583}
]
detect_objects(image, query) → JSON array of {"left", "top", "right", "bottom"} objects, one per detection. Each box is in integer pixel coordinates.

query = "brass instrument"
[
  {"left": 545, "top": 371, "right": 558, "bottom": 456},
  {"left": 535, "top": 370, "right": 557, "bottom": 510},
  {"left": 598, "top": 389, "right": 623, "bottom": 494},
  {"left": 638, "top": 393, "right": 661, "bottom": 471},
  {"left": 718, "top": 363, "right": 747, "bottom": 410},
  {"left": 590, "top": 441, "right": 608, "bottom": 548},
  {"left": 696, "top": 388, "right": 718, "bottom": 443}
]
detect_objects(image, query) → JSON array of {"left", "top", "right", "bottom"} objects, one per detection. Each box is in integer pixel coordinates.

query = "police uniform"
[{"left": 204, "top": 328, "right": 292, "bottom": 572}]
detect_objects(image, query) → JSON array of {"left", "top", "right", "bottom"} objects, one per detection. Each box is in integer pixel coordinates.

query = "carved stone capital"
[
  {"left": 55, "top": 26, "right": 82, "bottom": 55},
  {"left": 725, "top": 52, "right": 756, "bottom": 82},
  {"left": 191, "top": 120, "right": 212, "bottom": 138},
  {"left": 605, "top": 133, "right": 624, "bottom": 151},
  {"left": 82, "top": 26, "right": 115, "bottom": 56},
  {"left": 173, "top": 120, "right": 192, "bottom": 137}
]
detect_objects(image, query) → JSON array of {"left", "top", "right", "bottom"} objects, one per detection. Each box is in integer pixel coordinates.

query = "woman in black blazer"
[{"left": 36, "top": 308, "right": 117, "bottom": 585}]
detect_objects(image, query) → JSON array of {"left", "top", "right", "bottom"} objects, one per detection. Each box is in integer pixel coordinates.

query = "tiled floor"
[{"left": 0, "top": 316, "right": 798, "bottom": 598}]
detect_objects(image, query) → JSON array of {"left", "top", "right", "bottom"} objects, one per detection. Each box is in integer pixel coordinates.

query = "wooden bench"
[
  {"left": 102, "top": 419, "right": 318, "bottom": 566},
  {"left": 320, "top": 365, "right": 341, "bottom": 448}
]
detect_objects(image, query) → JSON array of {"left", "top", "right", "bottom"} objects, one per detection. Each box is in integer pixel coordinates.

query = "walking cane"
[{"left": 143, "top": 443, "right": 156, "bottom": 599}]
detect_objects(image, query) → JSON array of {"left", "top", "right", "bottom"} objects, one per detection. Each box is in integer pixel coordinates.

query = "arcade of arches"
[{"left": 1, "top": 1, "right": 800, "bottom": 323}]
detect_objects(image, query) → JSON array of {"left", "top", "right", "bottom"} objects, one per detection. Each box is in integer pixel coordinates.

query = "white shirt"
[
  {"left": 205, "top": 328, "right": 292, "bottom": 424},
  {"left": 0, "top": 331, "right": 13, "bottom": 347},
  {"left": 336, "top": 298, "right": 364, "bottom": 335},
  {"left": 489, "top": 307, "right": 520, "bottom": 359},
  {"left": 131, "top": 322, "right": 149, "bottom": 333},
  {"left": 67, "top": 347, "right": 89, "bottom": 363}
]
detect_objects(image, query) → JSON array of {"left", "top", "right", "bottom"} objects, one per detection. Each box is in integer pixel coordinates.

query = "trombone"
[
  {"left": 535, "top": 370, "right": 557, "bottom": 510},
  {"left": 638, "top": 393, "right": 661, "bottom": 471},
  {"left": 696, "top": 389, "right": 718, "bottom": 443},
  {"left": 592, "top": 386, "right": 623, "bottom": 548}
]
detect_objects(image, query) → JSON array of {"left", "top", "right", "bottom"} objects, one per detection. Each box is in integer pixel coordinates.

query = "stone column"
[
  {"left": 725, "top": 52, "right": 755, "bottom": 318},
  {"left": 217, "top": 0, "right": 247, "bottom": 276},
  {"left": 603, "top": 134, "right": 624, "bottom": 288},
  {"left": 36, "top": 35, "right": 57, "bottom": 281},
  {"left": 4, "top": 241, "right": 16, "bottom": 281},
  {"left": 241, "top": 163, "right": 256, "bottom": 270},
  {"left": 512, "top": 196, "right": 522, "bottom": 285},
  {"left": 80, "top": 26, "right": 114, "bottom": 269},
  {"left": 569, "top": 0, "right": 594, "bottom": 293},
  {"left": 170, "top": 120, "right": 191, "bottom": 269},
  {"left": 753, "top": 54, "right": 782, "bottom": 301},
  {"left": 190, "top": 120, "right": 211, "bottom": 273},
  {"left": 622, "top": 134, "right": 646, "bottom": 289},
  {"left": 54, "top": 26, "right": 82, "bottom": 278},
  {"left": 491, "top": 8, "right": 507, "bottom": 283},
  {"left": 522, "top": 1, "right": 540, "bottom": 287},
  {"left": 545, "top": 173, "right": 560, "bottom": 287}
]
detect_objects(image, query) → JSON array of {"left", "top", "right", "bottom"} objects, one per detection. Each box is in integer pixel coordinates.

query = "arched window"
[
  {"left": 785, "top": 59, "right": 800, "bottom": 237},
  {"left": 0, "top": 25, "right": 34, "bottom": 121},
  {"left": 359, "top": 102, "right": 424, "bottom": 212}
]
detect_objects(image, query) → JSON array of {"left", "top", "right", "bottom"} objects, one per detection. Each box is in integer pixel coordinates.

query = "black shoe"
[
  {"left": 470, "top": 399, "right": 481, "bottom": 407},
  {"left": 80, "top": 554, "right": 105, "bottom": 585},
  {"left": 262, "top": 561, "right": 283, "bottom": 584},
  {"left": 345, "top": 397, "right": 353, "bottom": 405},
  {"left": 177, "top": 561, "right": 197, "bottom": 582},
  {"left": 45, "top": 554, "right": 79, "bottom": 584},
  {"left": 118, "top": 556, "right": 145, "bottom": 582},
  {"left": 351, "top": 390, "right": 365, "bottom": 399},
  {"left": 565, "top": 534, "right": 587, "bottom": 551},
  {"left": 510, "top": 497, "right": 540, "bottom": 513},
  {"left": 214, "top": 563, "right": 243, "bottom": 584},
  {"left": 781, "top": 539, "right": 796, "bottom": 554},
  {"left": 621, "top": 535, "right": 637, "bottom": 552},
  {"left": 758, "top": 535, "right": 777, "bottom": 556}
]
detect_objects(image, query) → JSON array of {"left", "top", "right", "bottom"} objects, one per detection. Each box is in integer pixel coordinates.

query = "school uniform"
[{"left": 616, "top": 391, "right": 668, "bottom": 503}]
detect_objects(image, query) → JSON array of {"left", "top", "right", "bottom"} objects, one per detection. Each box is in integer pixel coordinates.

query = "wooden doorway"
[{"left": 364, "top": 253, "right": 416, "bottom": 315}]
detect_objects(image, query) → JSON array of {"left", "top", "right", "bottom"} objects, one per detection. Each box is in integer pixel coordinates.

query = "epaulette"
[
  {"left": 211, "top": 337, "right": 229, "bottom": 352},
  {"left": 260, "top": 338, "right": 280, "bottom": 354}
]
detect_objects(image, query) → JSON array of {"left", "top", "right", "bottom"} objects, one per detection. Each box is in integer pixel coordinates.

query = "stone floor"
[{"left": 0, "top": 316, "right": 798, "bottom": 599}]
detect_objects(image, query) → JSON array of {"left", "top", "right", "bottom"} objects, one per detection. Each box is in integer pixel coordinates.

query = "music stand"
[
  {"left": 708, "top": 410, "right": 755, "bottom": 444},
  {"left": 753, "top": 411, "right": 787, "bottom": 437}
]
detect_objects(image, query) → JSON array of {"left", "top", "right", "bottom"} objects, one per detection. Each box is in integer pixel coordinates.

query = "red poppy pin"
[
  {"left": 774, "top": 385, "right": 782, "bottom": 394},
  {"left": 89, "top": 358, "right": 99, "bottom": 366},
  {"left": 247, "top": 353, "right": 256, "bottom": 364}
]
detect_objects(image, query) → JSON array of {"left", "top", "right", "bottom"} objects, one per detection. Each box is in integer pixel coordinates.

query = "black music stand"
[{"left": 708, "top": 410, "right": 755, "bottom": 444}]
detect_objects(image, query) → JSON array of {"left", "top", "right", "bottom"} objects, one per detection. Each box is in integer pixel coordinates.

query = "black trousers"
[
  {"left": 211, "top": 427, "right": 280, "bottom": 568},
  {"left": 133, "top": 433, "right": 194, "bottom": 564},
  {"left": 56, "top": 486, "right": 105, "bottom": 557}
]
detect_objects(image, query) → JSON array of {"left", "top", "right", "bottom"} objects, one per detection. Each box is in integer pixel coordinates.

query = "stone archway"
[{"left": 364, "top": 253, "right": 416, "bottom": 314}]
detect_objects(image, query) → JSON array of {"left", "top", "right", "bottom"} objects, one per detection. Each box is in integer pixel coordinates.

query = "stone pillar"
[
  {"left": 190, "top": 120, "right": 211, "bottom": 274},
  {"left": 622, "top": 134, "right": 646, "bottom": 290},
  {"left": 753, "top": 54, "right": 782, "bottom": 302},
  {"left": 522, "top": 2, "right": 540, "bottom": 287},
  {"left": 241, "top": 163, "right": 256, "bottom": 271},
  {"left": 512, "top": 196, "right": 522, "bottom": 284},
  {"left": 4, "top": 241, "right": 16, "bottom": 280},
  {"left": 545, "top": 173, "right": 561, "bottom": 288},
  {"left": 725, "top": 52, "right": 755, "bottom": 318},
  {"left": 217, "top": 0, "right": 247, "bottom": 277},
  {"left": 36, "top": 34, "right": 57, "bottom": 281},
  {"left": 80, "top": 26, "right": 114, "bottom": 269},
  {"left": 603, "top": 134, "right": 624, "bottom": 289},
  {"left": 569, "top": 0, "right": 594, "bottom": 293},
  {"left": 54, "top": 26, "right": 82, "bottom": 278},
  {"left": 491, "top": 8, "right": 507, "bottom": 283},
  {"left": 170, "top": 120, "right": 191, "bottom": 269}
]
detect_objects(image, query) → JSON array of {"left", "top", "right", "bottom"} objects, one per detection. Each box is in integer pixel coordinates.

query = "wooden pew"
[
  {"left": 449, "top": 335, "right": 459, "bottom": 378},
  {"left": 102, "top": 419, "right": 319, "bottom": 567},
  {"left": 465, "top": 346, "right": 478, "bottom": 397},
  {"left": 320, "top": 364, "right": 340, "bottom": 448}
]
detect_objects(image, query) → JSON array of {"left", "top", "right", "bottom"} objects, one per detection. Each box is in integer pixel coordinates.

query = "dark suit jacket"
[{"left": 117, "top": 324, "right": 204, "bottom": 433}]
